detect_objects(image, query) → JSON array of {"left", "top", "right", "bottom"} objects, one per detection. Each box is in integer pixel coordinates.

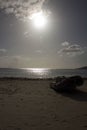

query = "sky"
[{"left": 0, "top": 0, "right": 87, "bottom": 69}]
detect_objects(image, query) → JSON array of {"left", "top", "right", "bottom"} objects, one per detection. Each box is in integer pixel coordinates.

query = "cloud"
[
  {"left": 61, "top": 41, "right": 70, "bottom": 46},
  {"left": 0, "top": 0, "right": 48, "bottom": 21},
  {"left": 58, "top": 43, "right": 85, "bottom": 57},
  {"left": 0, "top": 49, "right": 7, "bottom": 56}
]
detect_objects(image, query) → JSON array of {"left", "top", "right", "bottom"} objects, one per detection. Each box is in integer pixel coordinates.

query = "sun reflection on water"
[
  {"left": 24, "top": 68, "right": 49, "bottom": 78},
  {"left": 31, "top": 68, "right": 45, "bottom": 73},
  {"left": 25, "top": 68, "right": 48, "bottom": 73}
]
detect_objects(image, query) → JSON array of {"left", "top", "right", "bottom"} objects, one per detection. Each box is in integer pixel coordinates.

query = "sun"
[{"left": 30, "top": 11, "right": 47, "bottom": 29}]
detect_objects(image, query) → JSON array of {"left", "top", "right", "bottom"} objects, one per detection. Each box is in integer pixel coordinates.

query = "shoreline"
[{"left": 0, "top": 76, "right": 87, "bottom": 80}]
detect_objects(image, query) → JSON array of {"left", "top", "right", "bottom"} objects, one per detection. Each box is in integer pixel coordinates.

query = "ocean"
[{"left": 0, "top": 68, "right": 87, "bottom": 79}]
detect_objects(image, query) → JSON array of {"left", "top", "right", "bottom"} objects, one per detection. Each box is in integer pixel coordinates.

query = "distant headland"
[{"left": 77, "top": 66, "right": 87, "bottom": 70}]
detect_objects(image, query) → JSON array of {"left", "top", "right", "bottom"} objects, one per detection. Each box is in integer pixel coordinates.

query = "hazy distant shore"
[{"left": 0, "top": 78, "right": 87, "bottom": 130}]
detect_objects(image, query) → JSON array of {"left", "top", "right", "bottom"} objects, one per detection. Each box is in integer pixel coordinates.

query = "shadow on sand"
[
  {"left": 55, "top": 89, "right": 87, "bottom": 102},
  {"left": 51, "top": 76, "right": 87, "bottom": 102}
]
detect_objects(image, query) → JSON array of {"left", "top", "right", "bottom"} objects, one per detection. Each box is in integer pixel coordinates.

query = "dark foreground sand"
[{"left": 0, "top": 78, "right": 87, "bottom": 130}]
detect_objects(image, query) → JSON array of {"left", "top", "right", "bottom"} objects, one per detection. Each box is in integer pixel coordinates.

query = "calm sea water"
[{"left": 0, "top": 68, "right": 87, "bottom": 79}]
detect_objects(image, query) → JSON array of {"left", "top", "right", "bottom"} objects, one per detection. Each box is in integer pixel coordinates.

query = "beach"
[{"left": 0, "top": 78, "right": 87, "bottom": 130}]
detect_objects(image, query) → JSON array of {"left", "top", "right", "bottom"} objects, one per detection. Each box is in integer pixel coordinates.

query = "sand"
[{"left": 0, "top": 78, "right": 87, "bottom": 130}]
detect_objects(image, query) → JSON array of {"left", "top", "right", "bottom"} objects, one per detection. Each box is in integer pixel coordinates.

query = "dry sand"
[{"left": 0, "top": 78, "right": 87, "bottom": 130}]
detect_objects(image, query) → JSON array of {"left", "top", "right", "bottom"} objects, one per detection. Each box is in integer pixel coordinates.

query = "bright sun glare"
[{"left": 31, "top": 11, "right": 47, "bottom": 29}]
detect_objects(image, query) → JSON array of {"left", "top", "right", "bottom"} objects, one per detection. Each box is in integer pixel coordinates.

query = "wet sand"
[{"left": 0, "top": 78, "right": 87, "bottom": 130}]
